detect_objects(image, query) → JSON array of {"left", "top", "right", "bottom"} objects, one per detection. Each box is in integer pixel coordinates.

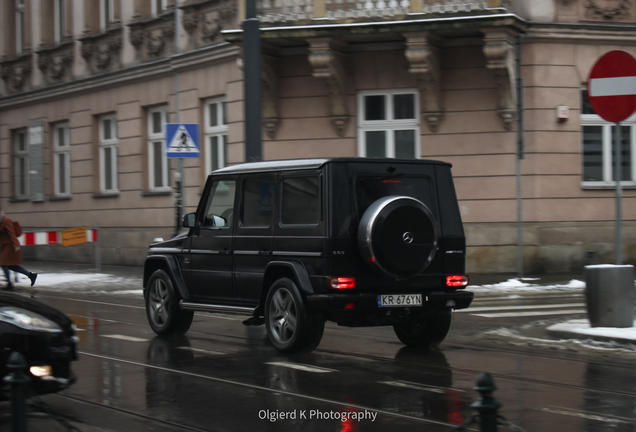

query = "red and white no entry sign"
[{"left": 587, "top": 50, "right": 636, "bottom": 123}]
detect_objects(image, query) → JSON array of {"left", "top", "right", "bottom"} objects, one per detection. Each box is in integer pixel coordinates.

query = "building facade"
[{"left": 0, "top": 0, "right": 635, "bottom": 274}]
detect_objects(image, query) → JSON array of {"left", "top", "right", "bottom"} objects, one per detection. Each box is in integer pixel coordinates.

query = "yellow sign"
[{"left": 61, "top": 227, "right": 88, "bottom": 247}]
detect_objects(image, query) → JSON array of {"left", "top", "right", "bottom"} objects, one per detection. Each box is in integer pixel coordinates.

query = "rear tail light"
[
  {"left": 446, "top": 275, "right": 469, "bottom": 288},
  {"left": 330, "top": 277, "right": 356, "bottom": 289}
]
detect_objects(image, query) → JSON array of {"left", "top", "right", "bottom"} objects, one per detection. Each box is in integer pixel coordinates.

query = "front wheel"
[
  {"left": 265, "top": 278, "right": 324, "bottom": 353},
  {"left": 393, "top": 310, "right": 452, "bottom": 348},
  {"left": 146, "top": 269, "right": 194, "bottom": 335}
]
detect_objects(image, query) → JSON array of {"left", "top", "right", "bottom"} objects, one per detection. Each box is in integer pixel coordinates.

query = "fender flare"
[
  {"left": 143, "top": 255, "right": 190, "bottom": 300},
  {"left": 264, "top": 260, "right": 314, "bottom": 295}
]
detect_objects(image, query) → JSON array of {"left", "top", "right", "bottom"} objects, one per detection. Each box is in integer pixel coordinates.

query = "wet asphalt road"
[
  {"left": 13, "top": 286, "right": 634, "bottom": 431},
  {"left": 0, "top": 264, "right": 634, "bottom": 432}
]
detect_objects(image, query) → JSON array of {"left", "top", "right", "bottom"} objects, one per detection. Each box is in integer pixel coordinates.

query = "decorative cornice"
[
  {"left": 482, "top": 28, "right": 517, "bottom": 131},
  {"left": 183, "top": 9, "right": 200, "bottom": 34},
  {"left": 308, "top": 38, "right": 350, "bottom": 137},
  {"left": 181, "top": 0, "right": 237, "bottom": 47},
  {"left": 524, "top": 22, "right": 636, "bottom": 44},
  {"left": 0, "top": 54, "right": 33, "bottom": 93},
  {"left": 585, "top": 0, "right": 632, "bottom": 21},
  {"left": 404, "top": 32, "right": 443, "bottom": 133},
  {"left": 79, "top": 27, "right": 123, "bottom": 71},
  {"left": 36, "top": 42, "right": 75, "bottom": 82},
  {"left": 129, "top": 26, "right": 146, "bottom": 49},
  {"left": 127, "top": 13, "right": 175, "bottom": 59},
  {"left": 0, "top": 43, "right": 239, "bottom": 110}
]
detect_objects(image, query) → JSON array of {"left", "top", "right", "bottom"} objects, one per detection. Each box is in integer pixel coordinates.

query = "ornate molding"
[
  {"left": 585, "top": 0, "right": 632, "bottom": 20},
  {"left": 308, "top": 38, "right": 350, "bottom": 137},
  {"left": 182, "top": 9, "right": 200, "bottom": 34},
  {"left": 405, "top": 32, "right": 443, "bottom": 133},
  {"left": 79, "top": 27, "right": 123, "bottom": 72},
  {"left": 129, "top": 26, "right": 146, "bottom": 49},
  {"left": 127, "top": 13, "right": 175, "bottom": 61},
  {"left": 0, "top": 54, "right": 33, "bottom": 93},
  {"left": 180, "top": 0, "right": 237, "bottom": 47},
  {"left": 482, "top": 28, "right": 517, "bottom": 131},
  {"left": 37, "top": 41, "right": 75, "bottom": 82}
]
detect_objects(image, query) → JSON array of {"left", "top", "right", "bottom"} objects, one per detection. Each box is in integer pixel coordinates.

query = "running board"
[{"left": 180, "top": 301, "right": 255, "bottom": 315}]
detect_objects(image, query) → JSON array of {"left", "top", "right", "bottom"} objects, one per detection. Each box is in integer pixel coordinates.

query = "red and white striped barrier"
[{"left": 19, "top": 229, "right": 99, "bottom": 246}]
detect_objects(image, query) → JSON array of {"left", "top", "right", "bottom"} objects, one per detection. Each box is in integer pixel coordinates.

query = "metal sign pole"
[
  {"left": 174, "top": 2, "right": 185, "bottom": 237},
  {"left": 615, "top": 122, "right": 622, "bottom": 265},
  {"left": 244, "top": 0, "right": 262, "bottom": 162},
  {"left": 515, "top": 34, "right": 524, "bottom": 279}
]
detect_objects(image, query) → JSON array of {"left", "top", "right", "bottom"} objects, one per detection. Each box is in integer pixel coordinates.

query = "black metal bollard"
[
  {"left": 3, "top": 352, "right": 31, "bottom": 432},
  {"left": 471, "top": 372, "right": 502, "bottom": 432}
]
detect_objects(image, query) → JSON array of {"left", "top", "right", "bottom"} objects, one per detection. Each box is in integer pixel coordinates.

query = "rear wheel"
[
  {"left": 146, "top": 269, "right": 194, "bottom": 335},
  {"left": 265, "top": 278, "right": 324, "bottom": 353},
  {"left": 393, "top": 310, "right": 452, "bottom": 347}
]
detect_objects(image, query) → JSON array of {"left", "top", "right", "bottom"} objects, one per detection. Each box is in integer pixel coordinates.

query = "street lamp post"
[{"left": 243, "top": 0, "right": 262, "bottom": 162}]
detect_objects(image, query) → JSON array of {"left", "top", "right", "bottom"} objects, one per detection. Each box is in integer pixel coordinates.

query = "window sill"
[
  {"left": 141, "top": 190, "right": 172, "bottom": 197},
  {"left": 9, "top": 197, "right": 30, "bottom": 203},
  {"left": 50, "top": 196, "right": 72, "bottom": 201},
  {"left": 93, "top": 192, "right": 120, "bottom": 199},
  {"left": 582, "top": 183, "right": 636, "bottom": 190}
]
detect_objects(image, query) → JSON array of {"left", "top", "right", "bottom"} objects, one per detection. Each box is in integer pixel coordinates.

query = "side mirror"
[{"left": 182, "top": 212, "right": 196, "bottom": 228}]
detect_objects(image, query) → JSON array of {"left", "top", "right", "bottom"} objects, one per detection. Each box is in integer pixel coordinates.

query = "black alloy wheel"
[
  {"left": 265, "top": 278, "right": 324, "bottom": 353},
  {"left": 146, "top": 269, "right": 194, "bottom": 335}
]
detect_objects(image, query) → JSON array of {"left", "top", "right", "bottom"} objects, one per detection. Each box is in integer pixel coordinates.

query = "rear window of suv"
[{"left": 355, "top": 175, "right": 436, "bottom": 217}]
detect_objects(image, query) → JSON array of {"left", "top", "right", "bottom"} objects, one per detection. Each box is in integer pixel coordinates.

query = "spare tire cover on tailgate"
[{"left": 357, "top": 196, "right": 438, "bottom": 278}]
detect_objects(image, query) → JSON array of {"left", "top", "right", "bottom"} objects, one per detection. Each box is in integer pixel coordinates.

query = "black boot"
[
  {"left": 29, "top": 273, "right": 37, "bottom": 287},
  {"left": 2, "top": 284, "right": 13, "bottom": 291}
]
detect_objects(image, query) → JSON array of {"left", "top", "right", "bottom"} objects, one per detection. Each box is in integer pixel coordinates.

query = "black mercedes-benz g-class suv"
[{"left": 143, "top": 158, "right": 473, "bottom": 352}]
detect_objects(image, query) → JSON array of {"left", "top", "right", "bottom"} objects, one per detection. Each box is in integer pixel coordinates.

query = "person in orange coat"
[{"left": 0, "top": 210, "right": 37, "bottom": 290}]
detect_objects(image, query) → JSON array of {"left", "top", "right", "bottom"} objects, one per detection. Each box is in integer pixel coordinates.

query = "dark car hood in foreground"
[{"left": 0, "top": 291, "right": 74, "bottom": 331}]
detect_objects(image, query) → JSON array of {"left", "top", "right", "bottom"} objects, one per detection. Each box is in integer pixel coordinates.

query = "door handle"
[
  {"left": 258, "top": 250, "right": 271, "bottom": 256},
  {"left": 219, "top": 249, "right": 231, "bottom": 255}
]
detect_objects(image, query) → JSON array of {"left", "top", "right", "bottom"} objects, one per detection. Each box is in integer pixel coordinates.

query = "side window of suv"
[
  {"left": 241, "top": 175, "right": 275, "bottom": 227},
  {"left": 202, "top": 179, "right": 236, "bottom": 227},
  {"left": 281, "top": 176, "right": 320, "bottom": 225}
]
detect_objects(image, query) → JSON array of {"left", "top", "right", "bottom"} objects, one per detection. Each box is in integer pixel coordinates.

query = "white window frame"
[
  {"left": 204, "top": 98, "right": 228, "bottom": 174},
  {"left": 54, "top": 0, "right": 66, "bottom": 44},
  {"left": 53, "top": 123, "right": 71, "bottom": 197},
  {"left": 14, "top": 129, "right": 29, "bottom": 199},
  {"left": 16, "top": 0, "right": 25, "bottom": 55},
  {"left": 151, "top": 0, "right": 168, "bottom": 16},
  {"left": 99, "top": 114, "right": 119, "bottom": 194},
  {"left": 148, "top": 107, "right": 170, "bottom": 191},
  {"left": 100, "top": 0, "right": 114, "bottom": 32},
  {"left": 581, "top": 113, "right": 636, "bottom": 189},
  {"left": 357, "top": 89, "right": 420, "bottom": 159}
]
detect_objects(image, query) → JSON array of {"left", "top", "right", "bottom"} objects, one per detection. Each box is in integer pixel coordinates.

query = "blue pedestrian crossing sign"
[{"left": 166, "top": 123, "right": 200, "bottom": 158}]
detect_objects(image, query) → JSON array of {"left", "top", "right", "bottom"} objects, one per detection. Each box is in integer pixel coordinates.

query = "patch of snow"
[
  {"left": 548, "top": 319, "right": 636, "bottom": 342},
  {"left": 468, "top": 278, "right": 586, "bottom": 294}
]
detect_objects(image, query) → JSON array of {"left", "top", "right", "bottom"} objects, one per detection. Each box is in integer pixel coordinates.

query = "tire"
[
  {"left": 265, "top": 278, "right": 325, "bottom": 353},
  {"left": 393, "top": 310, "right": 452, "bottom": 348},
  {"left": 358, "top": 196, "right": 438, "bottom": 279},
  {"left": 146, "top": 269, "right": 194, "bottom": 335}
]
